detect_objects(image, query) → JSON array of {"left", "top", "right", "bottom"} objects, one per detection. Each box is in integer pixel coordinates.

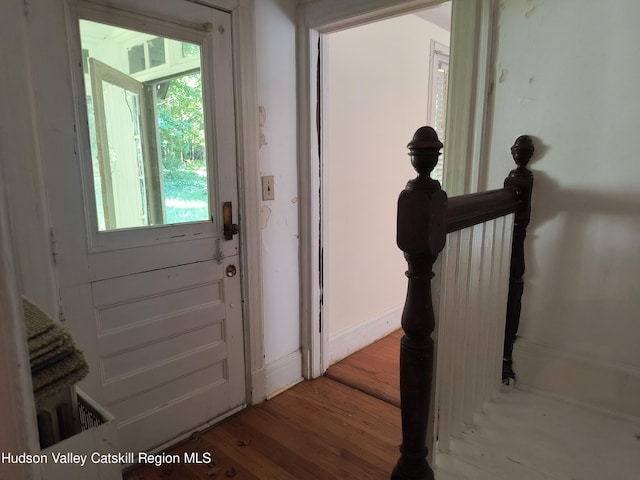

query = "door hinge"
[{"left": 49, "top": 228, "right": 58, "bottom": 264}]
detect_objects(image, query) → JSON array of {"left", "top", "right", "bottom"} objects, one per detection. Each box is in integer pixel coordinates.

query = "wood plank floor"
[
  {"left": 325, "top": 329, "right": 402, "bottom": 408},
  {"left": 123, "top": 330, "right": 640, "bottom": 480},
  {"left": 124, "top": 332, "right": 403, "bottom": 480}
]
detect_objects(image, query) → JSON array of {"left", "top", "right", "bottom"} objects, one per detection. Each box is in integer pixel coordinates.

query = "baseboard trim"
[
  {"left": 250, "top": 367, "right": 267, "bottom": 405},
  {"left": 514, "top": 339, "right": 640, "bottom": 421},
  {"left": 265, "top": 350, "right": 303, "bottom": 399},
  {"left": 329, "top": 305, "right": 402, "bottom": 366}
]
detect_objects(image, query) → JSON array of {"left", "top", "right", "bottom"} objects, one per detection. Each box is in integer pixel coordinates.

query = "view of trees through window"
[{"left": 156, "top": 72, "right": 208, "bottom": 224}]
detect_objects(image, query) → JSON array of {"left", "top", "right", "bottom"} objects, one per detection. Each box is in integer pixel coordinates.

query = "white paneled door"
[{"left": 43, "top": 0, "right": 246, "bottom": 453}]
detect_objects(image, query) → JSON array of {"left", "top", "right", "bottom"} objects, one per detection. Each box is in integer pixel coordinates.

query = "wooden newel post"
[
  {"left": 392, "top": 127, "right": 447, "bottom": 480},
  {"left": 502, "top": 135, "right": 535, "bottom": 384}
]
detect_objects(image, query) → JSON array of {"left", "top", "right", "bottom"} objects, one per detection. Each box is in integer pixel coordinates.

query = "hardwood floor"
[
  {"left": 122, "top": 330, "right": 640, "bottom": 480},
  {"left": 124, "top": 332, "right": 403, "bottom": 480},
  {"left": 325, "top": 330, "right": 402, "bottom": 408}
]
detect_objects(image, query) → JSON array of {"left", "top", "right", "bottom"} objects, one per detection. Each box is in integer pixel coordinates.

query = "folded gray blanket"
[{"left": 23, "top": 297, "right": 89, "bottom": 406}]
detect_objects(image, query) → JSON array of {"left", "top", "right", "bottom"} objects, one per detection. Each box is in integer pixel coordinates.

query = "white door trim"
[
  {"left": 230, "top": 0, "right": 267, "bottom": 404},
  {"left": 296, "top": 17, "right": 323, "bottom": 379},
  {"left": 297, "top": 0, "right": 498, "bottom": 378},
  {"left": 444, "top": 0, "right": 498, "bottom": 195}
]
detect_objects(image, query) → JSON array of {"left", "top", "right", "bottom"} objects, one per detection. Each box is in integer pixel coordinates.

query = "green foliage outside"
[{"left": 156, "top": 71, "right": 209, "bottom": 224}]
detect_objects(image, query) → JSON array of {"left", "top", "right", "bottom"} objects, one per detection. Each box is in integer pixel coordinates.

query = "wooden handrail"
[
  {"left": 392, "top": 127, "right": 534, "bottom": 480},
  {"left": 447, "top": 187, "right": 520, "bottom": 233}
]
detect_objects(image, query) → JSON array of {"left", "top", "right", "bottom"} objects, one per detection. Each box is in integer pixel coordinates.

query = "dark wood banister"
[
  {"left": 447, "top": 187, "right": 520, "bottom": 233},
  {"left": 392, "top": 127, "right": 534, "bottom": 480}
]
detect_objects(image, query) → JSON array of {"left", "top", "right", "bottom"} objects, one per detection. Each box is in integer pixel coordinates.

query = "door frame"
[
  {"left": 70, "top": 0, "right": 265, "bottom": 405},
  {"left": 74, "top": 0, "right": 265, "bottom": 404},
  {"left": 297, "top": 0, "right": 498, "bottom": 378}
]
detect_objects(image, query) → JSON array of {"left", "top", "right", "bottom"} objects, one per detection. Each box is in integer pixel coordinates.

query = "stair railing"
[{"left": 391, "top": 126, "right": 534, "bottom": 480}]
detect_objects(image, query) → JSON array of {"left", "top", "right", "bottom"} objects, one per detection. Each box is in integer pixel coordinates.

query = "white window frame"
[{"left": 428, "top": 40, "right": 450, "bottom": 183}]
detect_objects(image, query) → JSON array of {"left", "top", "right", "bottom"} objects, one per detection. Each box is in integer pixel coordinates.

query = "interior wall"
[
  {"left": 0, "top": 0, "right": 57, "bottom": 317},
  {"left": 0, "top": 0, "right": 50, "bottom": 472},
  {"left": 254, "top": 0, "right": 302, "bottom": 393},
  {"left": 486, "top": 0, "right": 640, "bottom": 418},
  {"left": 325, "top": 14, "right": 449, "bottom": 356}
]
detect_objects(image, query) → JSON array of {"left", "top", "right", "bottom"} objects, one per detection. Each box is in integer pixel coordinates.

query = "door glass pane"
[
  {"left": 147, "top": 37, "right": 166, "bottom": 68},
  {"left": 101, "top": 80, "right": 148, "bottom": 229},
  {"left": 156, "top": 72, "right": 208, "bottom": 224},
  {"left": 79, "top": 19, "right": 210, "bottom": 231}
]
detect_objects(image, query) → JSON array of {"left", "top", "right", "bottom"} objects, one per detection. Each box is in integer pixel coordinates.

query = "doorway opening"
[{"left": 321, "top": 3, "right": 451, "bottom": 368}]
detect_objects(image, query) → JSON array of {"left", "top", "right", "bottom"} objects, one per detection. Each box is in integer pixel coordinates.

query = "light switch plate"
[{"left": 262, "top": 175, "right": 275, "bottom": 201}]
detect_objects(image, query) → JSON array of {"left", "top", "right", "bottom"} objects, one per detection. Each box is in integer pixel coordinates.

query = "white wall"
[
  {"left": 325, "top": 14, "right": 449, "bottom": 358},
  {"left": 0, "top": 0, "right": 50, "bottom": 474},
  {"left": 486, "top": 0, "right": 640, "bottom": 418},
  {"left": 0, "top": 0, "right": 57, "bottom": 317},
  {"left": 254, "top": 0, "right": 302, "bottom": 394}
]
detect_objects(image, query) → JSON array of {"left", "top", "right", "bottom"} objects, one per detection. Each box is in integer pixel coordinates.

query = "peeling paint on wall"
[
  {"left": 499, "top": 69, "right": 508, "bottom": 83},
  {"left": 258, "top": 105, "right": 267, "bottom": 149},
  {"left": 260, "top": 205, "right": 272, "bottom": 229}
]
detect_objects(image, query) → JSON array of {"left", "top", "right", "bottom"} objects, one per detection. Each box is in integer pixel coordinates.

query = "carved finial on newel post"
[
  {"left": 503, "top": 135, "right": 535, "bottom": 384},
  {"left": 392, "top": 127, "right": 447, "bottom": 480}
]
